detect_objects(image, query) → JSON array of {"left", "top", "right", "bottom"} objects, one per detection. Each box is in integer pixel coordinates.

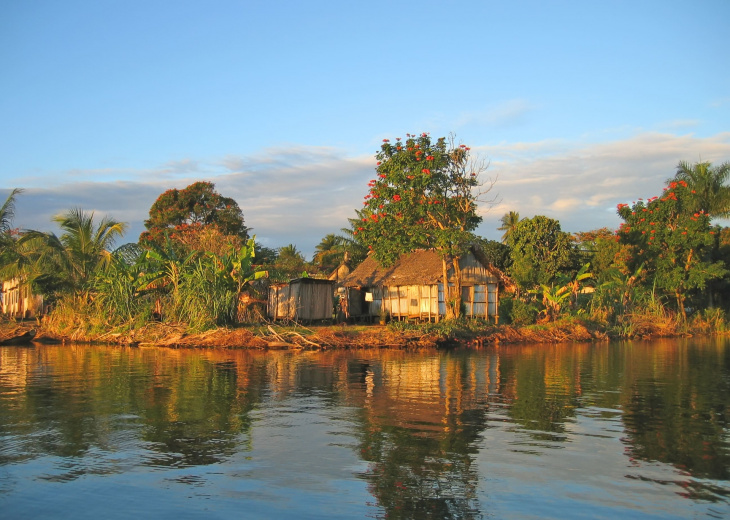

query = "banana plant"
[
  {"left": 223, "top": 237, "right": 268, "bottom": 293},
  {"left": 139, "top": 234, "right": 199, "bottom": 302},
  {"left": 530, "top": 263, "right": 593, "bottom": 321}
]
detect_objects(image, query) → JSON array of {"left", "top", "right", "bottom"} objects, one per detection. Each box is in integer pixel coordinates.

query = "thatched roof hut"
[{"left": 341, "top": 248, "right": 512, "bottom": 322}]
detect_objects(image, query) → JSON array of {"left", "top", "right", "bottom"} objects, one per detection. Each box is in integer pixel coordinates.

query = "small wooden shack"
[
  {"left": 267, "top": 277, "right": 336, "bottom": 321},
  {"left": 341, "top": 249, "right": 508, "bottom": 322},
  {"left": 1, "top": 278, "right": 44, "bottom": 319}
]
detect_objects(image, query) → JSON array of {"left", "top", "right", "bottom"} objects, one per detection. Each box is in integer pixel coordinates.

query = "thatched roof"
[
  {"left": 343, "top": 250, "right": 452, "bottom": 288},
  {"left": 342, "top": 248, "right": 516, "bottom": 292}
]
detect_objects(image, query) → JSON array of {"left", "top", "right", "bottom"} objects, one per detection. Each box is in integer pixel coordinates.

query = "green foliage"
[
  {"left": 616, "top": 179, "right": 727, "bottom": 319},
  {"left": 268, "top": 244, "right": 307, "bottom": 282},
  {"left": 353, "top": 133, "right": 493, "bottom": 319},
  {"left": 690, "top": 308, "right": 728, "bottom": 334},
  {"left": 140, "top": 181, "right": 248, "bottom": 252},
  {"left": 52, "top": 208, "right": 129, "bottom": 292},
  {"left": 508, "top": 215, "right": 578, "bottom": 291},
  {"left": 6, "top": 208, "right": 128, "bottom": 301},
  {"left": 509, "top": 299, "right": 539, "bottom": 326},
  {"left": 590, "top": 266, "right": 646, "bottom": 324},
  {"left": 530, "top": 263, "right": 592, "bottom": 322},
  {"left": 89, "top": 250, "right": 153, "bottom": 330},
  {"left": 254, "top": 244, "right": 278, "bottom": 265},
  {"left": 573, "top": 228, "right": 626, "bottom": 279},
  {"left": 474, "top": 237, "right": 511, "bottom": 271},
  {"left": 670, "top": 160, "right": 730, "bottom": 218},
  {"left": 354, "top": 133, "right": 486, "bottom": 266},
  {"left": 0, "top": 189, "right": 22, "bottom": 237},
  {"left": 140, "top": 236, "right": 266, "bottom": 331},
  {"left": 312, "top": 233, "right": 346, "bottom": 272},
  {"left": 0, "top": 189, "right": 23, "bottom": 277},
  {"left": 497, "top": 210, "right": 521, "bottom": 243}
]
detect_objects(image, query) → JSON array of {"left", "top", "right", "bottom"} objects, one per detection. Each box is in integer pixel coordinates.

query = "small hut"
[
  {"left": 1, "top": 278, "right": 44, "bottom": 319},
  {"left": 267, "top": 277, "right": 336, "bottom": 321},
  {"left": 341, "top": 249, "right": 510, "bottom": 322}
]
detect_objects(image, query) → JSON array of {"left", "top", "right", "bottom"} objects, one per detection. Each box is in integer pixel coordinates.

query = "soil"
[{"left": 0, "top": 318, "right": 612, "bottom": 350}]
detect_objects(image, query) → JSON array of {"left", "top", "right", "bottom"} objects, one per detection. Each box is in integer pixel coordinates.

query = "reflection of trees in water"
[
  {"left": 0, "top": 347, "right": 267, "bottom": 473},
  {"left": 358, "top": 417, "right": 484, "bottom": 519},
  {"left": 345, "top": 352, "right": 492, "bottom": 520},
  {"left": 620, "top": 340, "right": 730, "bottom": 484},
  {"left": 3, "top": 340, "right": 729, "bottom": 506},
  {"left": 141, "top": 359, "right": 255, "bottom": 467},
  {"left": 497, "top": 345, "right": 586, "bottom": 439}
]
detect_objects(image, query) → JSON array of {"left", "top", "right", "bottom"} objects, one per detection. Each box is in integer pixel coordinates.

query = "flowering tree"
[
  {"left": 616, "top": 179, "right": 727, "bottom": 320},
  {"left": 670, "top": 160, "right": 730, "bottom": 218},
  {"left": 140, "top": 181, "right": 249, "bottom": 253},
  {"left": 354, "top": 133, "right": 495, "bottom": 318}
]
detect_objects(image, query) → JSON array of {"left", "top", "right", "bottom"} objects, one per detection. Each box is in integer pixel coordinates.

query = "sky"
[{"left": 2, "top": 0, "right": 729, "bottom": 258}]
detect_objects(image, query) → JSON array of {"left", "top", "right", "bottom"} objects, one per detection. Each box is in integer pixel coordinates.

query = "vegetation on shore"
[{"left": 2, "top": 137, "right": 730, "bottom": 349}]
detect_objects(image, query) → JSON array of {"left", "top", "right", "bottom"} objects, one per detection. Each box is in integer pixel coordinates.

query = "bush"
[
  {"left": 690, "top": 308, "right": 728, "bottom": 334},
  {"left": 510, "top": 299, "right": 539, "bottom": 326}
]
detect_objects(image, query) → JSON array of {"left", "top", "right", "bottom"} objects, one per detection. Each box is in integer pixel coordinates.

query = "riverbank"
[{"left": 0, "top": 317, "right": 649, "bottom": 350}]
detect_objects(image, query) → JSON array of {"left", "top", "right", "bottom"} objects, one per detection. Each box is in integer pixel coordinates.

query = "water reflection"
[{"left": 0, "top": 339, "right": 729, "bottom": 518}]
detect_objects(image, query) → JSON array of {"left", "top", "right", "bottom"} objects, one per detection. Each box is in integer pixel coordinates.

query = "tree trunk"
[
  {"left": 442, "top": 254, "right": 462, "bottom": 320},
  {"left": 676, "top": 290, "right": 687, "bottom": 323},
  {"left": 453, "top": 255, "right": 463, "bottom": 319},
  {"left": 442, "top": 257, "right": 452, "bottom": 319}
]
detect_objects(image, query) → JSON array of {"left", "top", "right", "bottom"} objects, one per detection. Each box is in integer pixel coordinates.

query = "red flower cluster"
[{"left": 393, "top": 194, "right": 401, "bottom": 202}]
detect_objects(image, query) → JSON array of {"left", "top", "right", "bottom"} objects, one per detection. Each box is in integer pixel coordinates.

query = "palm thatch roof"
[
  {"left": 343, "top": 248, "right": 517, "bottom": 293},
  {"left": 343, "top": 249, "right": 445, "bottom": 288}
]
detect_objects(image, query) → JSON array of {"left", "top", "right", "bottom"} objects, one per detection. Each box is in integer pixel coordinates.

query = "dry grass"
[{"left": 487, "top": 320, "right": 605, "bottom": 344}]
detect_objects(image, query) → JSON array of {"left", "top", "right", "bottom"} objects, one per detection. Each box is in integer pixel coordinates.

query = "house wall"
[
  {"left": 1, "top": 279, "right": 43, "bottom": 318},
  {"left": 344, "top": 251, "right": 503, "bottom": 322},
  {"left": 364, "top": 282, "right": 498, "bottom": 321},
  {"left": 268, "top": 280, "right": 334, "bottom": 321},
  {"left": 295, "top": 281, "right": 333, "bottom": 321},
  {"left": 268, "top": 284, "right": 292, "bottom": 320}
]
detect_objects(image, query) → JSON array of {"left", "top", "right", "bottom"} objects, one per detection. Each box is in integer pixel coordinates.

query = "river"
[{"left": 1, "top": 337, "right": 728, "bottom": 519}]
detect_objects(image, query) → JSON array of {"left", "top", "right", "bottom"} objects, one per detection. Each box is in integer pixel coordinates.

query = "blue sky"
[{"left": 2, "top": 0, "right": 729, "bottom": 257}]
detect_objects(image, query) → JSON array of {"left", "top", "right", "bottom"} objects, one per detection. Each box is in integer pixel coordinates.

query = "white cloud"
[
  {"left": 478, "top": 131, "right": 730, "bottom": 238},
  {"left": 453, "top": 99, "right": 537, "bottom": 129},
  {"left": 4, "top": 131, "right": 730, "bottom": 257}
]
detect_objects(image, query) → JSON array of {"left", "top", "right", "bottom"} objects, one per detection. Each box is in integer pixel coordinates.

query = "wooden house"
[
  {"left": 1, "top": 278, "right": 44, "bottom": 319},
  {"left": 267, "top": 277, "right": 336, "bottom": 321},
  {"left": 341, "top": 249, "right": 510, "bottom": 322},
  {"left": 327, "top": 260, "right": 352, "bottom": 285}
]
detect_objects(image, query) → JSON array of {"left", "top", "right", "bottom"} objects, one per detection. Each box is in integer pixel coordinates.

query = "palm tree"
[
  {"left": 497, "top": 211, "right": 521, "bottom": 243},
  {"left": 312, "top": 233, "right": 345, "bottom": 271},
  {"left": 0, "top": 189, "right": 46, "bottom": 290},
  {"left": 0, "top": 189, "right": 23, "bottom": 270},
  {"left": 33, "top": 209, "right": 129, "bottom": 295},
  {"left": 671, "top": 160, "right": 730, "bottom": 218},
  {"left": 339, "top": 223, "right": 369, "bottom": 266},
  {"left": 0, "top": 189, "right": 22, "bottom": 236}
]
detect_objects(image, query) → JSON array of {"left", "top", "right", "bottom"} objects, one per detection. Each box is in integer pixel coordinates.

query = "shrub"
[{"left": 510, "top": 299, "right": 539, "bottom": 326}]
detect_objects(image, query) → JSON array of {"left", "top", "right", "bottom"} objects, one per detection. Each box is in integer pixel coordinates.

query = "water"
[{"left": 0, "top": 338, "right": 728, "bottom": 519}]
